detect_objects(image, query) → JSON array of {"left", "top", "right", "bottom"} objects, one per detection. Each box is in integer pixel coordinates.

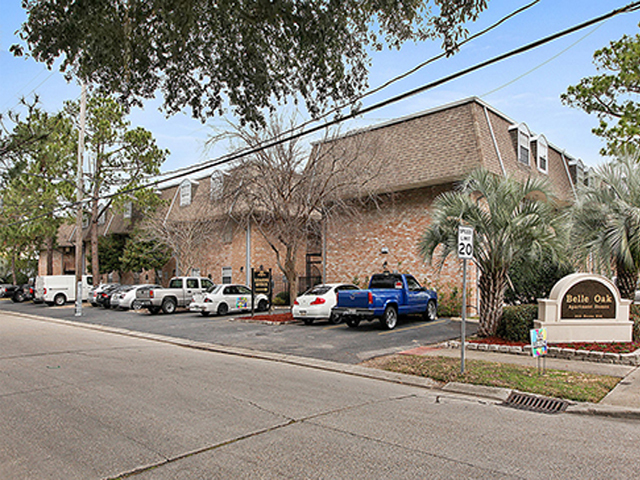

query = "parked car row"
[
  {"left": 17, "top": 272, "right": 438, "bottom": 331},
  {"left": 292, "top": 273, "right": 438, "bottom": 330},
  {"left": 0, "top": 283, "right": 34, "bottom": 303}
]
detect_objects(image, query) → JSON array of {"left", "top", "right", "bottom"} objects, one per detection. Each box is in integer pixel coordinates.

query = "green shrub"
[
  {"left": 631, "top": 305, "right": 640, "bottom": 342},
  {"left": 273, "top": 291, "right": 290, "bottom": 306},
  {"left": 497, "top": 304, "right": 538, "bottom": 343},
  {"left": 436, "top": 285, "right": 463, "bottom": 317}
]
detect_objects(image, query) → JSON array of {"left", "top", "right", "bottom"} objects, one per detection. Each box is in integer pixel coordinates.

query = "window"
[
  {"left": 406, "top": 276, "right": 422, "bottom": 291},
  {"left": 210, "top": 171, "right": 224, "bottom": 201},
  {"left": 97, "top": 210, "right": 106, "bottom": 225},
  {"left": 535, "top": 135, "right": 548, "bottom": 173},
  {"left": 517, "top": 124, "right": 530, "bottom": 165},
  {"left": 169, "top": 278, "right": 183, "bottom": 288},
  {"left": 202, "top": 279, "right": 214, "bottom": 289},
  {"left": 186, "top": 278, "right": 199, "bottom": 289},
  {"left": 222, "top": 224, "right": 233, "bottom": 244},
  {"left": 179, "top": 179, "right": 192, "bottom": 207},
  {"left": 222, "top": 267, "right": 232, "bottom": 284},
  {"left": 238, "top": 285, "right": 251, "bottom": 295},
  {"left": 123, "top": 201, "right": 133, "bottom": 219},
  {"left": 223, "top": 285, "right": 238, "bottom": 295}
]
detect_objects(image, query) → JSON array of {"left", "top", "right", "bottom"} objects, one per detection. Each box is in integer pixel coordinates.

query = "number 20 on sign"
[{"left": 458, "top": 226, "right": 474, "bottom": 259}]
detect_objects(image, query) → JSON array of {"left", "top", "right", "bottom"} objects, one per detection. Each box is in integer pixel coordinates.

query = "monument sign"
[{"left": 536, "top": 273, "right": 632, "bottom": 343}]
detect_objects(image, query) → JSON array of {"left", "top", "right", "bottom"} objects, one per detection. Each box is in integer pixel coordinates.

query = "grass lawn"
[{"left": 362, "top": 355, "right": 620, "bottom": 403}]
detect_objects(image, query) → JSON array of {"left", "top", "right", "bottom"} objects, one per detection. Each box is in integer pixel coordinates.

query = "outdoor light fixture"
[{"left": 381, "top": 246, "right": 389, "bottom": 255}]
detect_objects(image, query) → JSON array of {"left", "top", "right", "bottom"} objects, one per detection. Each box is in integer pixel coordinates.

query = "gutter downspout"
[
  {"left": 483, "top": 106, "right": 507, "bottom": 177},
  {"left": 246, "top": 219, "right": 251, "bottom": 286}
]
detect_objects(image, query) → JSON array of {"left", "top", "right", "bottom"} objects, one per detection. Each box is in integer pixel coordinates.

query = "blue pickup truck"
[{"left": 332, "top": 272, "right": 437, "bottom": 330}]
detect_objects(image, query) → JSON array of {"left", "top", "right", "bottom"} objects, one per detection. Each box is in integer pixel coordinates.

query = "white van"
[{"left": 34, "top": 275, "right": 93, "bottom": 306}]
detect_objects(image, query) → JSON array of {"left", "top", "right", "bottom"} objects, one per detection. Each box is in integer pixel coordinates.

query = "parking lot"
[{"left": 0, "top": 298, "right": 473, "bottom": 364}]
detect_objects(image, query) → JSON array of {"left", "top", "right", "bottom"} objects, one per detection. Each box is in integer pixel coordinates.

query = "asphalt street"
[
  {"left": 0, "top": 299, "right": 475, "bottom": 364},
  {"left": 1, "top": 312, "right": 639, "bottom": 479}
]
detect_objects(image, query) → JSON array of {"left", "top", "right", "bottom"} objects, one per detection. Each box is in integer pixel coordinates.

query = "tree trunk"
[
  {"left": 11, "top": 254, "right": 17, "bottom": 285},
  {"left": 615, "top": 261, "right": 638, "bottom": 300},
  {"left": 45, "top": 236, "right": 54, "bottom": 276},
  {"left": 284, "top": 250, "right": 298, "bottom": 306},
  {"left": 477, "top": 269, "right": 508, "bottom": 337}
]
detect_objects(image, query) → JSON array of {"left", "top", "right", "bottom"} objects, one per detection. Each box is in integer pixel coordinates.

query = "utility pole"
[{"left": 75, "top": 82, "right": 87, "bottom": 317}]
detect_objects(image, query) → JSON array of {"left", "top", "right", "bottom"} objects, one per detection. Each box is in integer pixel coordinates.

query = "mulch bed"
[
  {"left": 236, "top": 312, "right": 296, "bottom": 323},
  {"left": 468, "top": 336, "right": 640, "bottom": 354}
]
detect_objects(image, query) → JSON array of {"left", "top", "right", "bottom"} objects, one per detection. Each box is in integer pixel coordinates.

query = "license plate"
[
  {"left": 299, "top": 310, "right": 307, "bottom": 316},
  {"left": 347, "top": 309, "right": 356, "bottom": 315}
]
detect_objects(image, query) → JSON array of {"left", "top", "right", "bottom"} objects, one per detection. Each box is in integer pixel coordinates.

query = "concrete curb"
[{"left": 4, "top": 310, "right": 640, "bottom": 419}]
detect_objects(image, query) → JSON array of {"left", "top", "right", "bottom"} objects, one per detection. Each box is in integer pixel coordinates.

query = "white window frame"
[
  {"left": 222, "top": 267, "right": 232, "bottom": 284},
  {"left": 210, "top": 171, "right": 224, "bottom": 201},
  {"left": 179, "top": 179, "right": 192, "bottom": 207},
  {"left": 517, "top": 123, "right": 531, "bottom": 166},
  {"left": 535, "top": 135, "right": 548, "bottom": 174},
  {"left": 123, "top": 201, "right": 133, "bottom": 219}
]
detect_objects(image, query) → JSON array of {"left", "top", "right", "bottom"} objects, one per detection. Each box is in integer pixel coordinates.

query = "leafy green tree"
[
  {"left": 97, "top": 233, "right": 129, "bottom": 279},
  {"left": 562, "top": 27, "right": 640, "bottom": 155},
  {"left": 571, "top": 151, "right": 640, "bottom": 299},
  {"left": 0, "top": 107, "right": 76, "bottom": 278},
  {"left": 121, "top": 234, "right": 172, "bottom": 283},
  {"left": 505, "top": 251, "right": 573, "bottom": 305},
  {"left": 419, "top": 168, "right": 567, "bottom": 337},
  {"left": 66, "top": 95, "right": 168, "bottom": 284},
  {"left": 13, "top": 0, "right": 488, "bottom": 125}
]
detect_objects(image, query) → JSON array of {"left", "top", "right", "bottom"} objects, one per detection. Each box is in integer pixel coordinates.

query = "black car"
[
  {"left": 0, "top": 284, "right": 19, "bottom": 298},
  {"left": 11, "top": 284, "right": 34, "bottom": 303},
  {"left": 95, "top": 284, "right": 122, "bottom": 308}
]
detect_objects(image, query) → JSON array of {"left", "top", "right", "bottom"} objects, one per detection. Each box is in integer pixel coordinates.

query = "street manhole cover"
[{"left": 502, "top": 392, "right": 568, "bottom": 414}]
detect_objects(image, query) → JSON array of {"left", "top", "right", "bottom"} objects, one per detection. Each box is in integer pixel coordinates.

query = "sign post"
[
  {"left": 530, "top": 327, "right": 548, "bottom": 374},
  {"left": 458, "top": 226, "right": 474, "bottom": 374}
]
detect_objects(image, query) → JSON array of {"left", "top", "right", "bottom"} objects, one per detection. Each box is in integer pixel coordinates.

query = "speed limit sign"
[{"left": 458, "top": 226, "right": 474, "bottom": 259}]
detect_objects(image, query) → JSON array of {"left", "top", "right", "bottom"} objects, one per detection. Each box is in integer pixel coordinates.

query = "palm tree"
[
  {"left": 419, "top": 168, "right": 567, "bottom": 337},
  {"left": 571, "top": 152, "right": 640, "bottom": 300}
]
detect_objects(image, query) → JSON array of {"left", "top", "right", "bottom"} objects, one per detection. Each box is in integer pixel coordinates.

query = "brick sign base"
[{"left": 535, "top": 273, "right": 632, "bottom": 343}]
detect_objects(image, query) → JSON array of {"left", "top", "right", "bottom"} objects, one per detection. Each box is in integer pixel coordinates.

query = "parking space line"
[{"left": 378, "top": 319, "right": 447, "bottom": 335}]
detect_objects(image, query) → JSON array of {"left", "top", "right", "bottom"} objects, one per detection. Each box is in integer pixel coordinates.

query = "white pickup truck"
[{"left": 135, "top": 276, "right": 215, "bottom": 314}]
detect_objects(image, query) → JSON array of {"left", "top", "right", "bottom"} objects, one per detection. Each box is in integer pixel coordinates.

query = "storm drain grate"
[{"left": 502, "top": 392, "right": 568, "bottom": 414}]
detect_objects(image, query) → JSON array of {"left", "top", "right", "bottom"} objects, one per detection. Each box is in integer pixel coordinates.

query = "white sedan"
[
  {"left": 292, "top": 283, "right": 359, "bottom": 325},
  {"left": 189, "top": 284, "right": 270, "bottom": 316},
  {"left": 112, "top": 284, "right": 161, "bottom": 310}
]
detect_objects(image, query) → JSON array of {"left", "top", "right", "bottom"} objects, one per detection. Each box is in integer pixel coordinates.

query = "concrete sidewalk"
[{"left": 401, "top": 344, "right": 640, "bottom": 416}]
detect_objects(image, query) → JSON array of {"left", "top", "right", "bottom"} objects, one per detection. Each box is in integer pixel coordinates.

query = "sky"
[{"left": 1, "top": 0, "right": 639, "bottom": 178}]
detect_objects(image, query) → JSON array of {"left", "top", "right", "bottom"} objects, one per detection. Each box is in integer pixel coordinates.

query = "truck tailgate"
[{"left": 337, "top": 290, "right": 371, "bottom": 309}]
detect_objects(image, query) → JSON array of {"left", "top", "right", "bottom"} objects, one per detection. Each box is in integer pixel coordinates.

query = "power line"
[{"left": 6, "top": 1, "right": 640, "bottom": 228}]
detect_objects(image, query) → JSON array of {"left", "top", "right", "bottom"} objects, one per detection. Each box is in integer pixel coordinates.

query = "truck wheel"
[
  {"left": 329, "top": 313, "right": 342, "bottom": 325},
  {"left": 217, "top": 303, "right": 229, "bottom": 316},
  {"left": 148, "top": 306, "right": 161, "bottom": 315},
  {"left": 131, "top": 300, "right": 142, "bottom": 310},
  {"left": 381, "top": 305, "right": 398, "bottom": 330},
  {"left": 425, "top": 300, "right": 437, "bottom": 322},
  {"left": 346, "top": 318, "right": 360, "bottom": 328},
  {"left": 54, "top": 293, "right": 66, "bottom": 306},
  {"left": 162, "top": 298, "right": 177, "bottom": 314}
]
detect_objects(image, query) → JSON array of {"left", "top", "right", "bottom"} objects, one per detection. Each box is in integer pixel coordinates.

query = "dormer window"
[
  {"left": 123, "top": 201, "right": 133, "bottom": 219},
  {"left": 534, "top": 135, "right": 548, "bottom": 174},
  {"left": 210, "top": 171, "right": 224, "bottom": 201},
  {"left": 97, "top": 209, "right": 106, "bottom": 225},
  {"left": 180, "top": 179, "right": 192, "bottom": 207},
  {"left": 516, "top": 124, "right": 531, "bottom": 165}
]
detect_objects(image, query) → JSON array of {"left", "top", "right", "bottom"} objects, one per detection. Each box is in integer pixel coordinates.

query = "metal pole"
[
  {"left": 75, "top": 82, "right": 87, "bottom": 317},
  {"left": 461, "top": 257, "right": 467, "bottom": 374}
]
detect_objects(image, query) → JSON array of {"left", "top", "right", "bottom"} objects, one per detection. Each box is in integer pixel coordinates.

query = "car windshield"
[
  {"left": 206, "top": 285, "right": 223, "bottom": 294},
  {"left": 304, "top": 286, "right": 331, "bottom": 296},
  {"left": 369, "top": 274, "right": 403, "bottom": 289}
]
